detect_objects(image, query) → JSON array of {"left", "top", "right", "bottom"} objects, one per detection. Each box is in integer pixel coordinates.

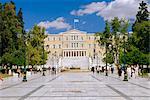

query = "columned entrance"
[
  {"left": 61, "top": 50, "right": 89, "bottom": 69},
  {"left": 63, "top": 50, "right": 86, "bottom": 57}
]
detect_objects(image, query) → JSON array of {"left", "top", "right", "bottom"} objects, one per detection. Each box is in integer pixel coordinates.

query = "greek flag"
[{"left": 74, "top": 19, "right": 79, "bottom": 23}]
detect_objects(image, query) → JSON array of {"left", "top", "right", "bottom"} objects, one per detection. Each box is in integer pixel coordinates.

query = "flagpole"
[
  {"left": 74, "top": 21, "right": 75, "bottom": 29},
  {"left": 74, "top": 19, "right": 79, "bottom": 29}
]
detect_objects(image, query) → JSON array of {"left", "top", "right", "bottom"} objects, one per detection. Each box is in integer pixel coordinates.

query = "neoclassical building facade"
[{"left": 44, "top": 29, "right": 105, "bottom": 69}]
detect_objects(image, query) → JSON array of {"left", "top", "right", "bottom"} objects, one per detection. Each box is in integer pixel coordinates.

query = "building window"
[
  {"left": 66, "top": 37, "right": 68, "bottom": 40},
  {"left": 59, "top": 37, "right": 61, "bottom": 41},
  {"left": 64, "top": 52, "right": 65, "bottom": 57},
  {"left": 82, "top": 44, "right": 84, "bottom": 48},
  {"left": 59, "top": 45, "right": 61, "bottom": 48},
  {"left": 89, "top": 44, "right": 91, "bottom": 48},
  {"left": 89, "top": 37, "right": 90, "bottom": 40},
  {"left": 81, "top": 37, "right": 83, "bottom": 40},
  {"left": 72, "top": 43, "right": 73, "bottom": 48},
  {"left": 53, "top": 45, "right": 55, "bottom": 49},
  {"left": 77, "top": 43, "right": 78, "bottom": 48},
  {"left": 48, "top": 38, "right": 50, "bottom": 41},
  {"left": 71, "top": 36, "right": 73, "bottom": 40},
  {"left": 53, "top": 37, "right": 55, "bottom": 41},
  {"left": 74, "top": 52, "right": 76, "bottom": 57},
  {"left": 82, "top": 51, "right": 84, "bottom": 56},
  {"left": 77, "top": 36, "right": 78, "bottom": 40},
  {"left": 72, "top": 51, "right": 73, "bottom": 57}
]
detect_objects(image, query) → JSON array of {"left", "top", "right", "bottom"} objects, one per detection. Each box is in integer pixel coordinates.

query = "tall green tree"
[
  {"left": 0, "top": 3, "right": 3, "bottom": 64},
  {"left": 133, "top": 1, "right": 149, "bottom": 25},
  {"left": 119, "top": 19, "right": 129, "bottom": 65},
  {"left": 96, "top": 20, "right": 112, "bottom": 76},
  {"left": 132, "top": 1, "right": 150, "bottom": 53},
  {"left": 111, "top": 17, "right": 121, "bottom": 64},
  {"left": 26, "top": 25, "right": 47, "bottom": 67},
  {"left": 0, "top": 2, "right": 25, "bottom": 67},
  {"left": 1, "top": 2, "right": 17, "bottom": 65},
  {"left": 130, "top": 1, "right": 150, "bottom": 67}
]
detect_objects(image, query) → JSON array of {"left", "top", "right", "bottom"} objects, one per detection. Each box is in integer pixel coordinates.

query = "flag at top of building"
[
  {"left": 73, "top": 19, "right": 79, "bottom": 29},
  {"left": 74, "top": 19, "right": 79, "bottom": 23}
]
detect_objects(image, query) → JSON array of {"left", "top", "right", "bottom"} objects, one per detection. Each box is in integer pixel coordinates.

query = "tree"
[
  {"left": 26, "top": 25, "right": 47, "bottom": 67},
  {"left": 1, "top": 2, "right": 17, "bottom": 66},
  {"left": 111, "top": 17, "right": 121, "bottom": 64},
  {"left": 130, "top": 1, "right": 150, "bottom": 67},
  {"left": 119, "top": 19, "right": 129, "bottom": 65},
  {"left": 0, "top": 3, "right": 3, "bottom": 64},
  {"left": 96, "top": 20, "right": 112, "bottom": 76},
  {"left": 132, "top": 1, "right": 149, "bottom": 53},
  {"left": 132, "top": 21, "right": 150, "bottom": 53},
  {"left": 15, "top": 8, "right": 26, "bottom": 66},
  {"left": 134, "top": 1, "right": 149, "bottom": 24},
  {"left": 0, "top": 2, "right": 26, "bottom": 67}
]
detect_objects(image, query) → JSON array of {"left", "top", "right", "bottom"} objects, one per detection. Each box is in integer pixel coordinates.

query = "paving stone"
[{"left": 0, "top": 72, "right": 149, "bottom": 100}]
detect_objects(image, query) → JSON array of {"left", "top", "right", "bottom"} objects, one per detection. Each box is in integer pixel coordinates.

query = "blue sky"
[{"left": 1, "top": 0, "right": 149, "bottom": 33}]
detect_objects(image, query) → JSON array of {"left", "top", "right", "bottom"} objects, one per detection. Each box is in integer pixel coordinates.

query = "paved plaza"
[{"left": 0, "top": 72, "right": 150, "bottom": 100}]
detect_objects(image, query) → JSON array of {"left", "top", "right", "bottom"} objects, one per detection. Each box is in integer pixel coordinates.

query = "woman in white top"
[
  {"left": 127, "top": 66, "right": 131, "bottom": 79},
  {"left": 135, "top": 65, "right": 139, "bottom": 78}
]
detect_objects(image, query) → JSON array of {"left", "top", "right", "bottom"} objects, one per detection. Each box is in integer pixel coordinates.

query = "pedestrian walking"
[
  {"left": 17, "top": 68, "right": 21, "bottom": 78},
  {"left": 111, "top": 67, "right": 114, "bottom": 74},
  {"left": 127, "top": 66, "right": 131, "bottom": 79},
  {"left": 118, "top": 66, "right": 122, "bottom": 78},
  {"left": 131, "top": 66, "right": 135, "bottom": 78},
  {"left": 135, "top": 66, "right": 139, "bottom": 78},
  {"left": 52, "top": 67, "right": 56, "bottom": 74},
  {"left": 100, "top": 66, "right": 102, "bottom": 73},
  {"left": 91, "top": 67, "right": 95, "bottom": 74},
  {"left": 48, "top": 66, "right": 51, "bottom": 74},
  {"left": 102, "top": 66, "right": 104, "bottom": 72},
  {"left": 97, "top": 66, "right": 100, "bottom": 74}
]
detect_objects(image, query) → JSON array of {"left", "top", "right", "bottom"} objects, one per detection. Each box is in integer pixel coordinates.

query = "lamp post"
[
  {"left": 123, "top": 35, "right": 128, "bottom": 81},
  {"left": 105, "top": 43, "right": 108, "bottom": 76},
  {"left": 22, "top": 30, "right": 27, "bottom": 82},
  {"left": 42, "top": 39, "right": 45, "bottom": 76},
  {"left": 96, "top": 53, "right": 98, "bottom": 68}
]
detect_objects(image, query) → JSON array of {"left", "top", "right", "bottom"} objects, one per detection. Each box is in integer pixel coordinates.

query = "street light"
[
  {"left": 22, "top": 30, "right": 27, "bottom": 82},
  {"left": 105, "top": 43, "right": 108, "bottom": 76},
  {"left": 42, "top": 38, "right": 45, "bottom": 76},
  {"left": 123, "top": 34, "right": 128, "bottom": 81}
]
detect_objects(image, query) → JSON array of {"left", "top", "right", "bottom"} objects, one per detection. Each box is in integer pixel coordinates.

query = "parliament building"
[{"left": 44, "top": 29, "right": 105, "bottom": 69}]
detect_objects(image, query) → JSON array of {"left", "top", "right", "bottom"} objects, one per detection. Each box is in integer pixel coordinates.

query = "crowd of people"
[
  {"left": 91, "top": 64, "right": 144, "bottom": 79},
  {"left": 91, "top": 65, "right": 114, "bottom": 74},
  {"left": 0, "top": 65, "right": 58, "bottom": 81}
]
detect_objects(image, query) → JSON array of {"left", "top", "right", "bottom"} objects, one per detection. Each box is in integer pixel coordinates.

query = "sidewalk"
[
  {"left": 0, "top": 71, "right": 56, "bottom": 90},
  {"left": 0, "top": 71, "right": 149, "bottom": 100},
  {"left": 103, "top": 71, "right": 150, "bottom": 89}
]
